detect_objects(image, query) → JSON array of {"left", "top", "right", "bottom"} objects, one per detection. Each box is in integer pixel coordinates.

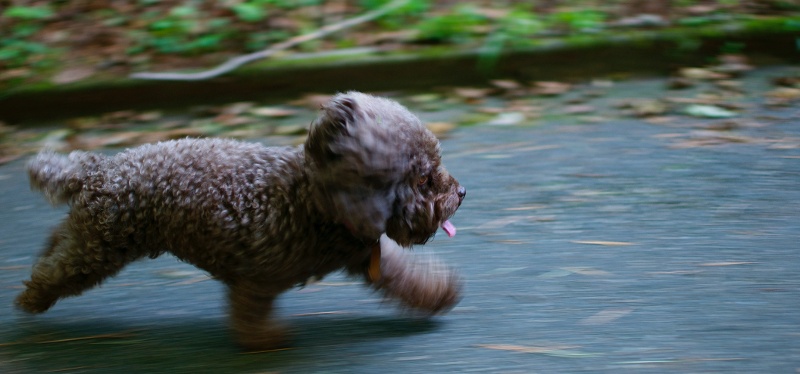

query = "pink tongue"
[{"left": 441, "top": 220, "right": 457, "bottom": 237}]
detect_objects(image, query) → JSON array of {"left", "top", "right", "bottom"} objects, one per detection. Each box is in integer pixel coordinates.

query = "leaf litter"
[
  {"left": 571, "top": 240, "right": 636, "bottom": 246},
  {"left": 1, "top": 59, "right": 798, "bottom": 164}
]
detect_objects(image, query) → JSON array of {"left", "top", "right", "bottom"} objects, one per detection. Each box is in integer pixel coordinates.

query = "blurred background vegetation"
[{"left": 1, "top": 0, "right": 798, "bottom": 87}]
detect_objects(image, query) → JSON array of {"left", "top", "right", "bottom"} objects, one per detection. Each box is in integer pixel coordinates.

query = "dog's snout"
[{"left": 457, "top": 186, "right": 466, "bottom": 202}]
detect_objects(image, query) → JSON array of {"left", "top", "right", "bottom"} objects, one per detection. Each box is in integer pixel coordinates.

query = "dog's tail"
[{"left": 27, "top": 150, "right": 105, "bottom": 205}]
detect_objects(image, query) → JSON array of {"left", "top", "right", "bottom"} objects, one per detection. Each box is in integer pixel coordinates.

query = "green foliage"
[
  {"left": 499, "top": 9, "right": 545, "bottom": 42},
  {"left": 360, "top": 0, "right": 430, "bottom": 30},
  {"left": 246, "top": 31, "right": 291, "bottom": 51},
  {"left": 720, "top": 41, "right": 745, "bottom": 54},
  {"left": 478, "top": 9, "right": 544, "bottom": 70},
  {"left": 788, "top": 19, "right": 800, "bottom": 30},
  {"left": 677, "top": 16, "right": 720, "bottom": 27},
  {"left": 2, "top": 6, "right": 54, "bottom": 20},
  {"left": 137, "top": 4, "right": 233, "bottom": 55},
  {"left": 260, "top": 0, "right": 322, "bottom": 9},
  {"left": 0, "top": 39, "right": 55, "bottom": 68},
  {"left": 0, "top": 6, "right": 59, "bottom": 69},
  {"left": 230, "top": 2, "right": 268, "bottom": 23},
  {"left": 416, "top": 5, "right": 486, "bottom": 42},
  {"left": 549, "top": 9, "right": 606, "bottom": 32},
  {"left": 361, "top": 0, "right": 429, "bottom": 13}
]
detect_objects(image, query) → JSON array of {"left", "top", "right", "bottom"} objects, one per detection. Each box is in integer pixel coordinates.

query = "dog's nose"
[{"left": 457, "top": 186, "right": 466, "bottom": 201}]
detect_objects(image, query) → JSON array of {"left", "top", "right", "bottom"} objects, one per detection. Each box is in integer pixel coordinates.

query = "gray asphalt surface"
[{"left": 1, "top": 67, "right": 799, "bottom": 373}]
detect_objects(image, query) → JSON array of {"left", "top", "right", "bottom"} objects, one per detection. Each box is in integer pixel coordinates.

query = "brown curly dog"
[{"left": 16, "top": 91, "right": 466, "bottom": 350}]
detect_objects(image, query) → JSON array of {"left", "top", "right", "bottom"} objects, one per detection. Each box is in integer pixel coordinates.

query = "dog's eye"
[{"left": 418, "top": 175, "right": 428, "bottom": 186}]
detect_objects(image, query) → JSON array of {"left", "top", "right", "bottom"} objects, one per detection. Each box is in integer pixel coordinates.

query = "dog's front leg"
[
  {"left": 227, "top": 281, "right": 287, "bottom": 351},
  {"left": 367, "top": 235, "right": 462, "bottom": 315}
]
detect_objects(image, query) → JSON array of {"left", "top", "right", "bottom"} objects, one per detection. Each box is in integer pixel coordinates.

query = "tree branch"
[{"left": 129, "top": 0, "right": 410, "bottom": 81}]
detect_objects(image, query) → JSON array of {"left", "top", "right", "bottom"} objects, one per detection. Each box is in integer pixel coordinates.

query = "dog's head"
[{"left": 305, "top": 92, "right": 465, "bottom": 247}]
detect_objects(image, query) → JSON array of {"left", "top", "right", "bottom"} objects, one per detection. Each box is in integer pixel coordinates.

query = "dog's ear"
[{"left": 305, "top": 95, "right": 357, "bottom": 167}]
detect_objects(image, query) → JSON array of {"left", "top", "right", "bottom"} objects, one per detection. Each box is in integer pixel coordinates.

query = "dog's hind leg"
[
  {"left": 227, "top": 281, "right": 288, "bottom": 350},
  {"left": 15, "top": 220, "right": 132, "bottom": 313}
]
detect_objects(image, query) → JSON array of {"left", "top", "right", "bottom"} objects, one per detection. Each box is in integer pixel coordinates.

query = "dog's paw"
[
  {"left": 375, "top": 237, "right": 463, "bottom": 315},
  {"left": 394, "top": 265, "right": 463, "bottom": 315},
  {"left": 14, "top": 286, "right": 56, "bottom": 314},
  {"left": 234, "top": 322, "right": 291, "bottom": 352}
]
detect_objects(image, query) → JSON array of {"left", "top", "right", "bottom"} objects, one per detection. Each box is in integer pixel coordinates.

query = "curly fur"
[{"left": 15, "top": 91, "right": 466, "bottom": 350}]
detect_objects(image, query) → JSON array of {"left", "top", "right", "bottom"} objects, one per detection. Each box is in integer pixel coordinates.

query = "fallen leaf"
[
  {"left": 579, "top": 308, "right": 633, "bottom": 325},
  {"left": 408, "top": 93, "right": 441, "bottom": 103},
  {"left": 572, "top": 240, "right": 636, "bottom": 246},
  {"left": 426, "top": 122, "right": 456, "bottom": 136},
  {"left": 293, "top": 311, "right": 351, "bottom": 317},
  {"left": 69, "top": 132, "right": 143, "bottom": 150},
  {"left": 487, "top": 112, "right": 526, "bottom": 126},
  {"left": 699, "top": 261, "right": 756, "bottom": 267},
  {"left": 765, "top": 87, "right": 800, "bottom": 100},
  {"left": 678, "top": 67, "right": 728, "bottom": 80},
  {"left": 215, "top": 113, "right": 254, "bottom": 127},
  {"left": 490, "top": 79, "right": 523, "bottom": 91},
  {"left": 138, "top": 128, "right": 207, "bottom": 144},
  {"left": 503, "top": 204, "right": 546, "bottom": 211},
  {"left": 488, "top": 267, "right": 527, "bottom": 275},
  {"left": 52, "top": 67, "right": 95, "bottom": 84},
  {"left": 649, "top": 270, "right": 704, "bottom": 275},
  {"left": 172, "top": 275, "right": 211, "bottom": 285},
  {"left": 476, "top": 107, "right": 505, "bottom": 114},
  {"left": 477, "top": 344, "right": 579, "bottom": 354},
  {"left": 156, "top": 270, "right": 201, "bottom": 279},
  {"left": 249, "top": 107, "right": 298, "bottom": 118},
  {"left": 684, "top": 104, "right": 737, "bottom": 118},
  {"left": 220, "top": 102, "right": 255, "bottom": 115},
  {"left": 561, "top": 105, "right": 596, "bottom": 115},
  {"left": 0, "top": 265, "right": 28, "bottom": 270},
  {"left": 617, "top": 99, "right": 669, "bottom": 117},
  {"left": 701, "top": 120, "right": 740, "bottom": 131},
  {"left": 772, "top": 75, "right": 800, "bottom": 88},
  {"left": 273, "top": 124, "right": 307, "bottom": 136},
  {"left": 713, "top": 80, "right": 744, "bottom": 92},
  {"left": 531, "top": 81, "right": 571, "bottom": 96},
  {"left": 590, "top": 79, "right": 614, "bottom": 88},
  {"left": 453, "top": 87, "right": 493, "bottom": 102},
  {"left": 539, "top": 269, "right": 573, "bottom": 278},
  {"left": 477, "top": 344, "right": 596, "bottom": 358},
  {"left": 685, "top": 130, "right": 755, "bottom": 144},
  {"left": 666, "top": 77, "right": 695, "bottom": 89},
  {"left": 712, "top": 54, "right": 753, "bottom": 76},
  {"left": 289, "top": 93, "right": 333, "bottom": 109},
  {"left": 617, "top": 357, "right": 746, "bottom": 365},
  {"left": 562, "top": 267, "right": 611, "bottom": 276},
  {"left": 644, "top": 116, "right": 676, "bottom": 124}
]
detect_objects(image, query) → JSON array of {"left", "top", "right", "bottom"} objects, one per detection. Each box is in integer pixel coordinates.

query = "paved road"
[{"left": 1, "top": 69, "right": 799, "bottom": 373}]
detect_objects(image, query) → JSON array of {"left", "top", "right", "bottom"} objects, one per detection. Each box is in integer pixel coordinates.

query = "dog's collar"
[
  {"left": 367, "top": 241, "right": 382, "bottom": 283},
  {"left": 339, "top": 219, "right": 382, "bottom": 282}
]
